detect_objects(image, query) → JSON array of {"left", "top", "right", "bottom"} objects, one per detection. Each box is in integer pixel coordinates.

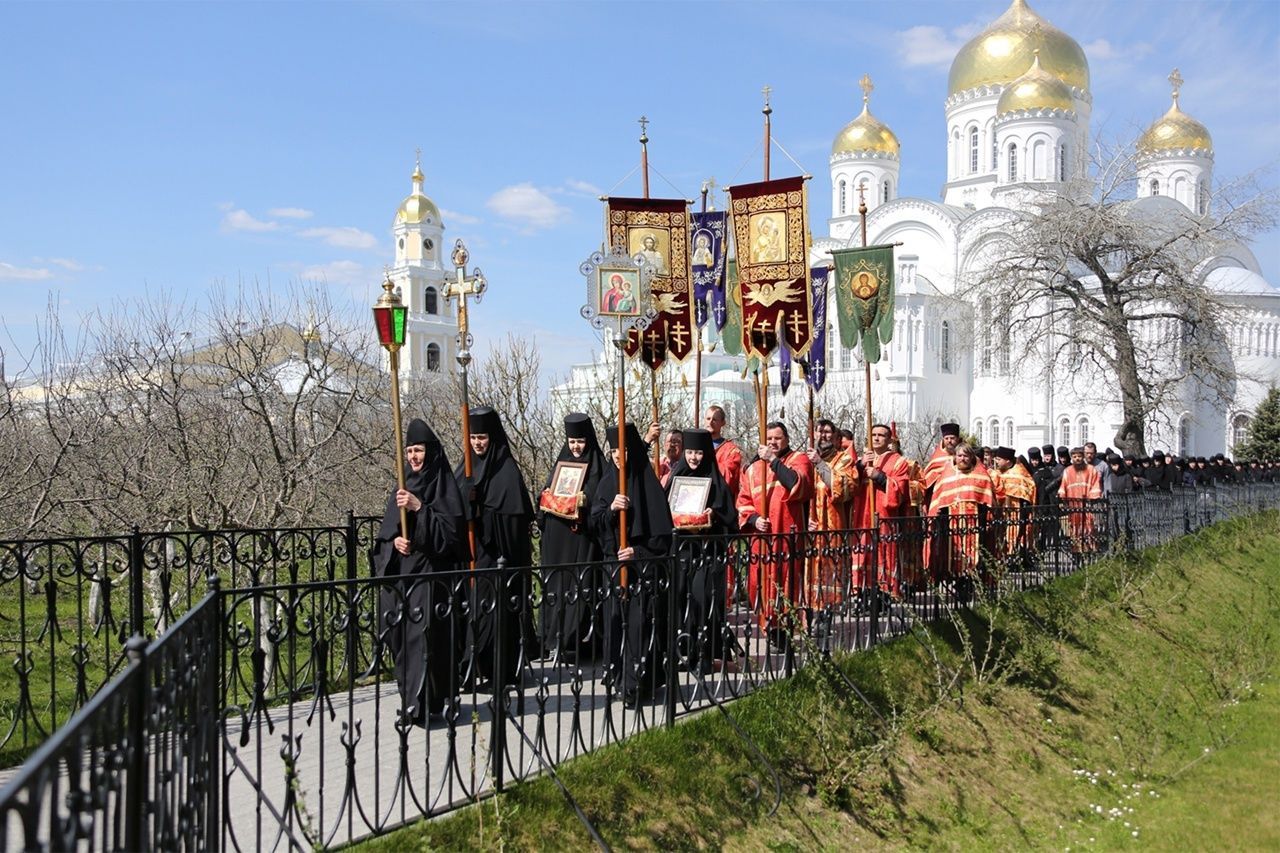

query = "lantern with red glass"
[{"left": 372, "top": 274, "right": 410, "bottom": 538}]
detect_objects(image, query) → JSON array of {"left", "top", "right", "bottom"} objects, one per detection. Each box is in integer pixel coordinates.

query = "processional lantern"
[{"left": 372, "top": 272, "right": 410, "bottom": 538}]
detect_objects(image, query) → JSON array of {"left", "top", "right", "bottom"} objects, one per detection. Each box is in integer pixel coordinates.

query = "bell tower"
[{"left": 391, "top": 152, "right": 456, "bottom": 376}]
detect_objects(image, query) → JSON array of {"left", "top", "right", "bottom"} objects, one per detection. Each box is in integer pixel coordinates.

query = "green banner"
[
  {"left": 721, "top": 258, "right": 743, "bottom": 357},
  {"left": 832, "top": 244, "right": 895, "bottom": 364}
]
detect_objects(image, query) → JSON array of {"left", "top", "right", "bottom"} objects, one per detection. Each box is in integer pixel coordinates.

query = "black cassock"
[
  {"left": 371, "top": 419, "right": 468, "bottom": 724},
  {"left": 536, "top": 413, "right": 606, "bottom": 660},
  {"left": 590, "top": 423, "right": 673, "bottom": 705},
  {"left": 456, "top": 407, "right": 535, "bottom": 687},
  {"left": 664, "top": 428, "right": 738, "bottom": 675}
]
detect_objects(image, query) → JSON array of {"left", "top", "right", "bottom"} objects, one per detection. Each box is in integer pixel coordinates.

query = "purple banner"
[{"left": 690, "top": 210, "right": 728, "bottom": 330}]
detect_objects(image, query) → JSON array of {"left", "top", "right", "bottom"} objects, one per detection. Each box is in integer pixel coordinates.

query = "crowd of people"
[{"left": 371, "top": 406, "right": 1279, "bottom": 719}]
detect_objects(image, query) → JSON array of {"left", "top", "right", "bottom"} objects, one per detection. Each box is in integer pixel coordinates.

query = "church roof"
[
  {"left": 997, "top": 51, "right": 1075, "bottom": 115},
  {"left": 949, "top": 0, "right": 1089, "bottom": 97},
  {"left": 832, "top": 76, "right": 900, "bottom": 157},
  {"left": 396, "top": 161, "right": 442, "bottom": 225},
  {"left": 1139, "top": 72, "right": 1212, "bottom": 154}
]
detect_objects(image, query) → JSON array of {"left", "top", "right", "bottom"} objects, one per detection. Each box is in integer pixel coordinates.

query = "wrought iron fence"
[{"left": 0, "top": 485, "right": 1275, "bottom": 850}]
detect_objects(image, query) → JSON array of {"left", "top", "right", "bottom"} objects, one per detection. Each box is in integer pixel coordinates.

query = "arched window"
[
  {"left": 840, "top": 342, "right": 852, "bottom": 371},
  {"left": 1077, "top": 416, "right": 1090, "bottom": 445},
  {"left": 1199, "top": 184, "right": 1209, "bottom": 215},
  {"left": 839, "top": 180, "right": 847, "bottom": 214},
  {"left": 1005, "top": 418, "right": 1015, "bottom": 446},
  {"left": 940, "top": 321, "right": 952, "bottom": 373},
  {"left": 991, "top": 134, "right": 999, "bottom": 170},
  {"left": 1179, "top": 416, "right": 1192, "bottom": 456},
  {"left": 1231, "top": 414, "right": 1250, "bottom": 452},
  {"left": 1032, "top": 140, "right": 1046, "bottom": 180},
  {"left": 969, "top": 127, "right": 979, "bottom": 174},
  {"left": 426, "top": 342, "right": 441, "bottom": 372},
  {"left": 1059, "top": 416, "right": 1071, "bottom": 447},
  {"left": 998, "top": 306, "right": 1011, "bottom": 375},
  {"left": 425, "top": 286, "right": 439, "bottom": 315},
  {"left": 1150, "top": 179, "right": 1159, "bottom": 196},
  {"left": 882, "top": 180, "right": 890, "bottom": 204},
  {"left": 1059, "top": 144, "right": 1068, "bottom": 181},
  {"left": 975, "top": 420, "right": 985, "bottom": 446},
  {"left": 990, "top": 418, "right": 1000, "bottom": 446},
  {"left": 1007, "top": 143, "right": 1018, "bottom": 181}
]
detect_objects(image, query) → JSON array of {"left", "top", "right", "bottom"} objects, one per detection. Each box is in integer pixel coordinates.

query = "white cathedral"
[{"left": 410, "top": 0, "right": 1280, "bottom": 457}]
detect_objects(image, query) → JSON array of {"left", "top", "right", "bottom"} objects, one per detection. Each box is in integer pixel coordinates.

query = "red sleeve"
[{"left": 785, "top": 451, "right": 813, "bottom": 503}]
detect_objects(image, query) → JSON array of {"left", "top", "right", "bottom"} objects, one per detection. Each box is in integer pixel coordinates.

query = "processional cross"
[{"left": 444, "top": 240, "right": 486, "bottom": 352}]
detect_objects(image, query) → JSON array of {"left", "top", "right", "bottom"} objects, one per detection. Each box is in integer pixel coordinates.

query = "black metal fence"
[{"left": 0, "top": 485, "right": 1275, "bottom": 850}]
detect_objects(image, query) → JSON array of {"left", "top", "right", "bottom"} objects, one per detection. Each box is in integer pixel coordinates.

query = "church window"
[
  {"left": 1178, "top": 416, "right": 1191, "bottom": 456},
  {"left": 1150, "top": 179, "right": 1159, "bottom": 196},
  {"left": 1032, "top": 140, "right": 1046, "bottom": 180},
  {"left": 990, "top": 418, "right": 1000, "bottom": 446},
  {"left": 424, "top": 286, "right": 439, "bottom": 315},
  {"left": 1231, "top": 414, "right": 1250, "bottom": 452},
  {"left": 426, "top": 342, "right": 441, "bottom": 372},
  {"left": 882, "top": 180, "right": 890, "bottom": 204},
  {"left": 1007, "top": 144, "right": 1018, "bottom": 181},
  {"left": 1077, "top": 416, "right": 1090, "bottom": 445},
  {"left": 1059, "top": 145, "right": 1068, "bottom": 181},
  {"left": 998, "top": 306, "right": 1011, "bottom": 375},
  {"left": 940, "top": 322, "right": 952, "bottom": 373},
  {"left": 398, "top": 238, "right": 404, "bottom": 250},
  {"left": 840, "top": 341, "right": 852, "bottom": 371},
  {"left": 839, "top": 180, "right": 847, "bottom": 214},
  {"left": 992, "top": 135, "right": 999, "bottom": 170},
  {"left": 1199, "top": 184, "right": 1209, "bottom": 214},
  {"left": 1059, "top": 417, "right": 1071, "bottom": 447},
  {"left": 1006, "top": 418, "right": 1015, "bottom": 445},
  {"left": 975, "top": 420, "right": 985, "bottom": 446},
  {"left": 969, "top": 128, "right": 979, "bottom": 174}
]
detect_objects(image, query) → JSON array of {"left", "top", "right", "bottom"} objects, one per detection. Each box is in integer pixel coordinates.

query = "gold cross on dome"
[
  {"left": 638, "top": 115, "right": 649, "bottom": 143},
  {"left": 859, "top": 74, "right": 874, "bottom": 105},
  {"left": 1169, "top": 68, "right": 1184, "bottom": 103},
  {"left": 762, "top": 85, "right": 772, "bottom": 108},
  {"left": 414, "top": 147, "right": 421, "bottom": 169}
]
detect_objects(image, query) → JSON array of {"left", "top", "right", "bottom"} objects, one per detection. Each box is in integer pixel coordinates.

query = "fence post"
[
  {"left": 124, "top": 634, "right": 149, "bottom": 852},
  {"left": 665, "top": 551, "right": 680, "bottom": 729},
  {"left": 491, "top": 558, "right": 507, "bottom": 794},
  {"left": 869, "top": 522, "right": 880, "bottom": 647},
  {"left": 206, "top": 571, "right": 222, "bottom": 852},
  {"left": 129, "top": 526, "right": 145, "bottom": 640},
  {"left": 345, "top": 511, "right": 358, "bottom": 582}
]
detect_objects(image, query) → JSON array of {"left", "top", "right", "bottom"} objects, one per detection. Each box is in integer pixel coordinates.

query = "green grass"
[{"left": 353, "top": 512, "right": 1280, "bottom": 851}]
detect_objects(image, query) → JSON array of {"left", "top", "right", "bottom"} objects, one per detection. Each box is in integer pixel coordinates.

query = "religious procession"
[{"left": 367, "top": 96, "right": 1280, "bottom": 721}]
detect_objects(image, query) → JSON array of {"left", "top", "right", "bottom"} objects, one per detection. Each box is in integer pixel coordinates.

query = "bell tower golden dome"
[
  {"left": 832, "top": 74, "right": 900, "bottom": 157},
  {"left": 948, "top": 0, "right": 1089, "bottom": 97}
]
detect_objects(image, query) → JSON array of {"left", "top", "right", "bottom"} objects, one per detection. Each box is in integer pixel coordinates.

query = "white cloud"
[
  {"left": 32, "top": 257, "right": 87, "bottom": 272},
  {"left": 222, "top": 209, "right": 279, "bottom": 232},
  {"left": 564, "top": 179, "right": 603, "bottom": 196},
  {"left": 897, "top": 23, "right": 981, "bottom": 68},
  {"left": 268, "top": 207, "right": 314, "bottom": 219},
  {"left": 298, "top": 226, "right": 379, "bottom": 250},
  {"left": 296, "top": 260, "right": 369, "bottom": 288},
  {"left": 0, "top": 262, "right": 54, "bottom": 281},
  {"left": 486, "top": 183, "right": 570, "bottom": 231},
  {"left": 439, "top": 207, "right": 482, "bottom": 226}
]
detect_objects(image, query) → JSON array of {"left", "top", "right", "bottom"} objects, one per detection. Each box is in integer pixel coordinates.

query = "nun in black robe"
[
  {"left": 371, "top": 418, "right": 468, "bottom": 724},
  {"left": 590, "top": 423, "right": 674, "bottom": 707},
  {"left": 456, "top": 406, "right": 535, "bottom": 688},
  {"left": 665, "top": 428, "right": 738, "bottom": 675},
  {"left": 536, "top": 413, "right": 606, "bottom": 661}
]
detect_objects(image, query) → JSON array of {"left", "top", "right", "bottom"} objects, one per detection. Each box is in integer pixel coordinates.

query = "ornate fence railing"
[{"left": 0, "top": 484, "right": 1275, "bottom": 850}]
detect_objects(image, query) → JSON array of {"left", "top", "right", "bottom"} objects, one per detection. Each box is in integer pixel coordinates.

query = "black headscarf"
[
  {"left": 664, "top": 428, "right": 736, "bottom": 531},
  {"left": 457, "top": 405, "right": 534, "bottom": 517},
  {"left": 376, "top": 418, "right": 466, "bottom": 545},
  {"left": 592, "top": 422, "right": 673, "bottom": 544}
]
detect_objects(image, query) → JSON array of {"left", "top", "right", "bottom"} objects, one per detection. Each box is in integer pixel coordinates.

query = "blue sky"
[{"left": 3, "top": 0, "right": 1278, "bottom": 379}]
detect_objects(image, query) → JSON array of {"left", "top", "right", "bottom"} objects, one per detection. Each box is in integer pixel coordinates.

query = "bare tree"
[{"left": 963, "top": 146, "right": 1278, "bottom": 455}]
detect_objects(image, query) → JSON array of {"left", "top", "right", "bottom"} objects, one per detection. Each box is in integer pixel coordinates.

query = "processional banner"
[
  {"left": 690, "top": 210, "right": 729, "bottom": 331},
  {"left": 607, "top": 197, "right": 695, "bottom": 369},
  {"left": 727, "top": 176, "right": 812, "bottom": 359},
  {"left": 721, "top": 259, "right": 743, "bottom": 356},
  {"left": 831, "top": 244, "right": 895, "bottom": 364},
  {"left": 777, "top": 265, "right": 830, "bottom": 394}
]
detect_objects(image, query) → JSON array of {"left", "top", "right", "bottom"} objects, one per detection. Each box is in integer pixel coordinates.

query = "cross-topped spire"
[
  {"left": 762, "top": 84, "right": 772, "bottom": 115},
  {"left": 1169, "top": 68, "right": 1183, "bottom": 105},
  {"left": 859, "top": 74, "right": 874, "bottom": 107},
  {"left": 638, "top": 115, "right": 649, "bottom": 144},
  {"left": 414, "top": 147, "right": 421, "bottom": 169}
]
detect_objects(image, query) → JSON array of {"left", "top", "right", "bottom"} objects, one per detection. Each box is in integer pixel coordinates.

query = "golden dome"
[
  {"left": 1138, "top": 70, "right": 1212, "bottom": 153},
  {"left": 396, "top": 157, "right": 441, "bottom": 225},
  {"left": 997, "top": 51, "right": 1075, "bottom": 115},
  {"left": 949, "top": 0, "right": 1089, "bottom": 97},
  {"left": 832, "top": 75, "right": 900, "bottom": 157}
]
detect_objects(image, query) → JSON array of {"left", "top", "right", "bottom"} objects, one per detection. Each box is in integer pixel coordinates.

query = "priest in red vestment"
[
  {"left": 1059, "top": 446, "right": 1102, "bottom": 552},
  {"left": 927, "top": 443, "right": 996, "bottom": 583},
  {"left": 736, "top": 421, "right": 813, "bottom": 641},
  {"left": 848, "top": 423, "right": 913, "bottom": 596}
]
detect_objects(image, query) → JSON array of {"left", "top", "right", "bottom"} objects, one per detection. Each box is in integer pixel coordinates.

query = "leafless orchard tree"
[{"left": 963, "top": 144, "right": 1278, "bottom": 456}]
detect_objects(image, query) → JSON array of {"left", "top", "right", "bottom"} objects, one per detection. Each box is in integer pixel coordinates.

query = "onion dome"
[
  {"left": 396, "top": 156, "right": 441, "bottom": 225},
  {"left": 949, "top": 0, "right": 1089, "bottom": 97},
  {"left": 832, "top": 75, "right": 900, "bottom": 157},
  {"left": 997, "top": 51, "right": 1075, "bottom": 115},
  {"left": 1138, "top": 69, "right": 1212, "bottom": 154}
]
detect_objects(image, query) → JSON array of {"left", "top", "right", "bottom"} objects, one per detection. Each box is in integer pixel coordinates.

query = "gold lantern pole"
[{"left": 373, "top": 271, "right": 409, "bottom": 539}]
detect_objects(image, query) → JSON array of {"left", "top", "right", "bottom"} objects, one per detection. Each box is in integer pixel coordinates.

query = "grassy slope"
[{"left": 359, "top": 513, "right": 1280, "bottom": 852}]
